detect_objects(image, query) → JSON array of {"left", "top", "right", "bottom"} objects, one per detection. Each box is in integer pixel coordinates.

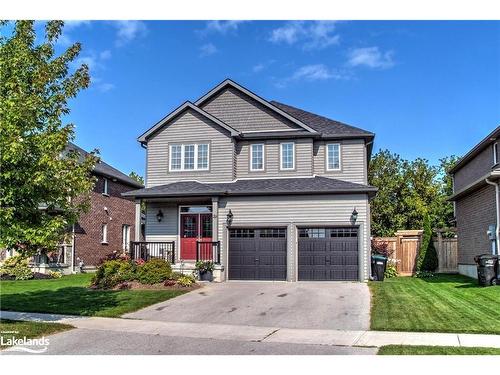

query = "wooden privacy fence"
[{"left": 373, "top": 229, "right": 458, "bottom": 275}]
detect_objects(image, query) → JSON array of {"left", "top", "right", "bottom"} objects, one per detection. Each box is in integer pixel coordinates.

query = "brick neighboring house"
[
  {"left": 30, "top": 143, "right": 144, "bottom": 274},
  {"left": 449, "top": 126, "right": 500, "bottom": 278}
]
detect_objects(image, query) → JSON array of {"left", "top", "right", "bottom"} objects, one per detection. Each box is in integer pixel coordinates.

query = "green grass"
[
  {"left": 0, "top": 319, "right": 73, "bottom": 348},
  {"left": 369, "top": 274, "right": 500, "bottom": 334},
  {"left": 378, "top": 345, "right": 500, "bottom": 355},
  {"left": 0, "top": 273, "right": 187, "bottom": 317}
]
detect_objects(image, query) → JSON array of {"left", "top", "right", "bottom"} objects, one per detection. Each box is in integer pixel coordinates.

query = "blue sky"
[{"left": 37, "top": 21, "right": 500, "bottom": 177}]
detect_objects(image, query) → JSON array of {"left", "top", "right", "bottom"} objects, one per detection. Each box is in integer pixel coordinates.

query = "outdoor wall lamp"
[
  {"left": 350, "top": 208, "right": 358, "bottom": 225},
  {"left": 226, "top": 209, "right": 234, "bottom": 227},
  {"left": 156, "top": 209, "right": 164, "bottom": 222}
]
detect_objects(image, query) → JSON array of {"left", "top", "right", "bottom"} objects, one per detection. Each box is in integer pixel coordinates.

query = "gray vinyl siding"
[
  {"left": 217, "top": 194, "right": 371, "bottom": 281},
  {"left": 146, "top": 109, "right": 234, "bottom": 187},
  {"left": 236, "top": 138, "right": 314, "bottom": 178},
  {"left": 314, "top": 139, "right": 367, "bottom": 184},
  {"left": 200, "top": 87, "right": 302, "bottom": 132},
  {"left": 454, "top": 145, "right": 495, "bottom": 191},
  {"left": 145, "top": 202, "right": 178, "bottom": 241}
]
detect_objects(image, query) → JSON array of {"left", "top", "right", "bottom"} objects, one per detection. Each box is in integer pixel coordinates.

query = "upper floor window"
[
  {"left": 494, "top": 142, "right": 499, "bottom": 165},
  {"left": 103, "top": 178, "right": 109, "bottom": 195},
  {"left": 250, "top": 144, "right": 264, "bottom": 171},
  {"left": 326, "top": 143, "right": 341, "bottom": 171},
  {"left": 169, "top": 143, "right": 209, "bottom": 171},
  {"left": 280, "top": 142, "right": 295, "bottom": 170}
]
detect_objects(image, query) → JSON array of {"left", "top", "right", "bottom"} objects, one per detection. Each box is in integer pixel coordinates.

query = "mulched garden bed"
[{"left": 107, "top": 281, "right": 201, "bottom": 292}]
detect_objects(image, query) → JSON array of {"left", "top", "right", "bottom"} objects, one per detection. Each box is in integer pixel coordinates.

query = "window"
[
  {"left": 101, "top": 223, "right": 108, "bottom": 244},
  {"left": 280, "top": 142, "right": 295, "bottom": 170},
  {"left": 327, "top": 143, "right": 341, "bottom": 171},
  {"left": 330, "top": 228, "right": 358, "bottom": 238},
  {"left": 122, "top": 225, "right": 130, "bottom": 250},
  {"left": 299, "top": 228, "right": 326, "bottom": 238},
  {"left": 259, "top": 228, "right": 286, "bottom": 238},
  {"left": 494, "top": 142, "right": 499, "bottom": 165},
  {"left": 229, "top": 229, "right": 255, "bottom": 238},
  {"left": 250, "top": 144, "right": 264, "bottom": 171},
  {"left": 169, "top": 144, "right": 209, "bottom": 171},
  {"left": 103, "top": 178, "right": 109, "bottom": 195}
]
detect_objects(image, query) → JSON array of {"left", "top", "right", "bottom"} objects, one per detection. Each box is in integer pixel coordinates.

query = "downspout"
[
  {"left": 71, "top": 224, "right": 76, "bottom": 273},
  {"left": 486, "top": 178, "right": 500, "bottom": 255}
]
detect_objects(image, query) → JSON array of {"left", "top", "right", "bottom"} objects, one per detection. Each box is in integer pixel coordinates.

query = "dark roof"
[
  {"left": 122, "top": 176, "right": 377, "bottom": 198},
  {"left": 67, "top": 143, "right": 144, "bottom": 188},
  {"left": 270, "top": 101, "right": 374, "bottom": 139},
  {"left": 449, "top": 126, "right": 500, "bottom": 174}
]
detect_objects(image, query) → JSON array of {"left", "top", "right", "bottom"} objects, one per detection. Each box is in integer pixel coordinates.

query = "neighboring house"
[
  {"left": 31, "top": 143, "right": 144, "bottom": 274},
  {"left": 449, "top": 126, "right": 500, "bottom": 278},
  {"left": 124, "top": 79, "right": 377, "bottom": 282}
]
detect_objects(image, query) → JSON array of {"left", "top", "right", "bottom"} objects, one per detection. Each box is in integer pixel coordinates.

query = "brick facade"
[
  {"left": 455, "top": 184, "right": 497, "bottom": 265},
  {"left": 74, "top": 175, "right": 137, "bottom": 268}
]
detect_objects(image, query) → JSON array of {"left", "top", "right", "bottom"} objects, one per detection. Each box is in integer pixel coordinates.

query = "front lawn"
[
  {"left": 378, "top": 345, "right": 500, "bottom": 355},
  {"left": 0, "top": 273, "right": 188, "bottom": 317},
  {"left": 0, "top": 319, "right": 73, "bottom": 348},
  {"left": 369, "top": 274, "right": 500, "bottom": 334}
]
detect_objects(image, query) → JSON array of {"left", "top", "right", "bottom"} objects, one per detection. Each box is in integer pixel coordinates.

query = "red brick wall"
[
  {"left": 455, "top": 184, "right": 496, "bottom": 265},
  {"left": 74, "top": 175, "right": 137, "bottom": 267}
]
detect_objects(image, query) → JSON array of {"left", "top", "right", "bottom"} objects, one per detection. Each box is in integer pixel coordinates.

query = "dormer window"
[
  {"left": 169, "top": 143, "right": 209, "bottom": 171},
  {"left": 494, "top": 142, "right": 498, "bottom": 166},
  {"left": 103, "top": 178, "right": 109, "bottom": 196}
]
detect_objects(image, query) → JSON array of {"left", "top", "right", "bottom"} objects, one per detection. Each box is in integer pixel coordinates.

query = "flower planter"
[{"left": 199, "top": 270, "right": 213, "bottom": 282}]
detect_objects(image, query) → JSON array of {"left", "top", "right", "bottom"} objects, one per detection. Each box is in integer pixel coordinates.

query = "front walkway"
[{"left": 2, "top": 310, "right": 500, "bottom": 354}]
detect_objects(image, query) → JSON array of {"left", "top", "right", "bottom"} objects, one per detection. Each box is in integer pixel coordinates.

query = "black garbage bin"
[
  {"left": 474, "top": 254, "right": 498, "bottom": 286},
  {"left": 371, "top": 254, "right": 388, "bottom": 281}
]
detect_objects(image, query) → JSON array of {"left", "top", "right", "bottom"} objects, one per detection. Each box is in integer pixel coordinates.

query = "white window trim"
[
  {"left": 280, "top": 142, "right": 295, "bottom": 170},
  {"left": 103, "top": 178, "right": 109, "bottom": 196},
  {"left": 169, "top": 143, "right": 210, "bottom": 172},
  {"left": 494, "top": 142, "right": 499, "bottom": 165},
  {"left": 101, "top": 223, "right": 108, "bottom": 244},
  {"left": 250, "top": 143, "right": 265, "bottom": 171},
  {"left": 326, "top": 143, "right": 342, "bottom": 171},
  {"left": 122, "top": 224, "right": 130, "bottom": 250}
]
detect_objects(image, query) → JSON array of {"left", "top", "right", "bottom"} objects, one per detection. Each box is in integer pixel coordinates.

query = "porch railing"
[
  {"left": 130, "top": 241, "right": 175, "bottom": 264},
  {"left": 196, "top": 241, "right": 221, "bottom": 264}
]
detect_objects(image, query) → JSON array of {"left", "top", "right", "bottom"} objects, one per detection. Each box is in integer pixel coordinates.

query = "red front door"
[{"left": 180, "top": 213, "right": 212, "bottom": 260}]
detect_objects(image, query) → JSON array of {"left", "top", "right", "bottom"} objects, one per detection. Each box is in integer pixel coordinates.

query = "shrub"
[
  {"left": 0, "top": 255, "right": 34, "bottom": 280},
  {"left": 136, "top": 258, "right": 172, "bottom": 284},
  {"left": 48, "top": 270, "right": 62, "bottom": 279},
  {"left": 164, "top": 279, "right": 176, "bottom": 287},
  {"left": 384, "top": 263, "right": 398, "bottom": 278},
  {"left": 169, "top": 271, "right": 184, "bottom": 281},
  {"left": 416, "top": 215, "right": 439, "bottom": 272},
  {"left": 195, "top": 261, "right": 215, "bottom": 273},
  {"left": 371, "top": 240, "right": 393, "bottom": 258},
  {"left": 177, "top": 274, "right": 195, "bottom": 287},
  {"left": 415, "top": 270, "right": 435, "bottom": 278},
  {"left": 91, "top": 259, "right": 136, "bottom": 289},
  {"left": 99, "top": 251, "right": 130, "bottom": 264}
]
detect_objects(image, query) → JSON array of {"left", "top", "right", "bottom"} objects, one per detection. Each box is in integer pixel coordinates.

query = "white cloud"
[
  {"left": 113, "top": 21, "right": 147, "bottom": 46},
  {"left": 253, "top": 63, "right": 265, "bottom": 73},
  {"left": 347, "top": 47, "right": 395, "bottom": 69},
  {"left": 199, "top": 43, "right": 217, "bottom": 57},
  {"left": 203, "top": 21, "right": 245, "bottom": 34},
  {"left": 99, "top": 50, "right": 112, "bottom": 60},
  {"left": 64, "top": 20, "right": 91, "bottom": 30},
  {"left": 269, "top": 21, "right": 340, "bottom": 50},
  {"left": 275, "top": 64, "right": 350, "bottom": 88},
  {"left": 97, "top": 82, "right": 115, "bottom": 93},
  {"left": 73, "top": 55, "right": 99, "bottom": 71}
]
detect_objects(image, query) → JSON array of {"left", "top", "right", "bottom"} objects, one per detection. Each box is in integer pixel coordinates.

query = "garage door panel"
[
  {"left": 298, "top": 227, "right": 359, "bottom": 281},
  {"left": 229, "top": 228, "right": 287, "bottom": 281}
]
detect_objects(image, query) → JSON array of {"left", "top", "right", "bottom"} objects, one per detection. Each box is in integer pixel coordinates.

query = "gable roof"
[
  {"left": 137, "top": 101, "right": 240, "bottom": 144},
  {"left": 122, "top": 176, "right": 377, "bottom": 198},
  {"left": 194, "top": 79, "right": 319, "bottom": 134},
  {"left": 449, "top": 125, "right": 500, "bottom": 174},
  {"left": 270, "top": 101, "right": 374, "bottom": 139},
  {"left": 67, "top": 143, "right": 143, "bottom": 188}
]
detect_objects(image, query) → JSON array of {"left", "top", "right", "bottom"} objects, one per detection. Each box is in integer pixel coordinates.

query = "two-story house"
[
  {"left": 449, "top": 126, "right": 500, "bottom": 278},
  {"left": 124, "top": 79, "right": 377, "bottom": 282}
]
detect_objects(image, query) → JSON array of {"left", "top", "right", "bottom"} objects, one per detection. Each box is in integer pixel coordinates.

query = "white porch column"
[
  {"left": 212, "top": 196, "right": 219, "bottom": 241},
  {"left": 134, "top": 199, "right": 141, "bottom": 241}
]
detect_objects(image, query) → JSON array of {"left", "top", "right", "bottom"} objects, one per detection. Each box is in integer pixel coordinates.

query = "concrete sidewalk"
[{"left": 2, "top": 310, "right": 500, "bottom": 349}]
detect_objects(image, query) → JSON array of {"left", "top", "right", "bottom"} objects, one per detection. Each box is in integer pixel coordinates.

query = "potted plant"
[{"left": 195, "top": 261, "right": 215, "bottom": 282}]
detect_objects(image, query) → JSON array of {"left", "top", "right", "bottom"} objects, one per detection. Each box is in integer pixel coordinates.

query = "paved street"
[{"left": 124, "top": 281, "right": 371, "bottom": 330}]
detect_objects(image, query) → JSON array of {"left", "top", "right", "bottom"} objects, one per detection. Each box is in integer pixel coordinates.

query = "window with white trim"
[
  {"left": 122, "top": 224, "right": 130, "bottom": 250},
  {"left": 327, "top": 143, "right": 341, "bottom": 170},
  {"left": 250, "top": 144, "right": 264, "bottom": 171},
  {"left": 101, "top": 223, "right": 108, "bottom": 244},
  {"left": 169, "top": 144, "right": 209, "bottom": 171},
  {"left": 280, "top": 142, "right": 295, "bottom": 170},
  {"left": 103, "top": 177, "right": 109, "bottom": 195},
  {"left": 494, "top": 142, "right": 499, "bottom": 165}
]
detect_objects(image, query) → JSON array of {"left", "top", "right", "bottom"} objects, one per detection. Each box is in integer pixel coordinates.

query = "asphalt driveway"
[{"left": 124, "top": 281, "right": 370, "bottom": 330}]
